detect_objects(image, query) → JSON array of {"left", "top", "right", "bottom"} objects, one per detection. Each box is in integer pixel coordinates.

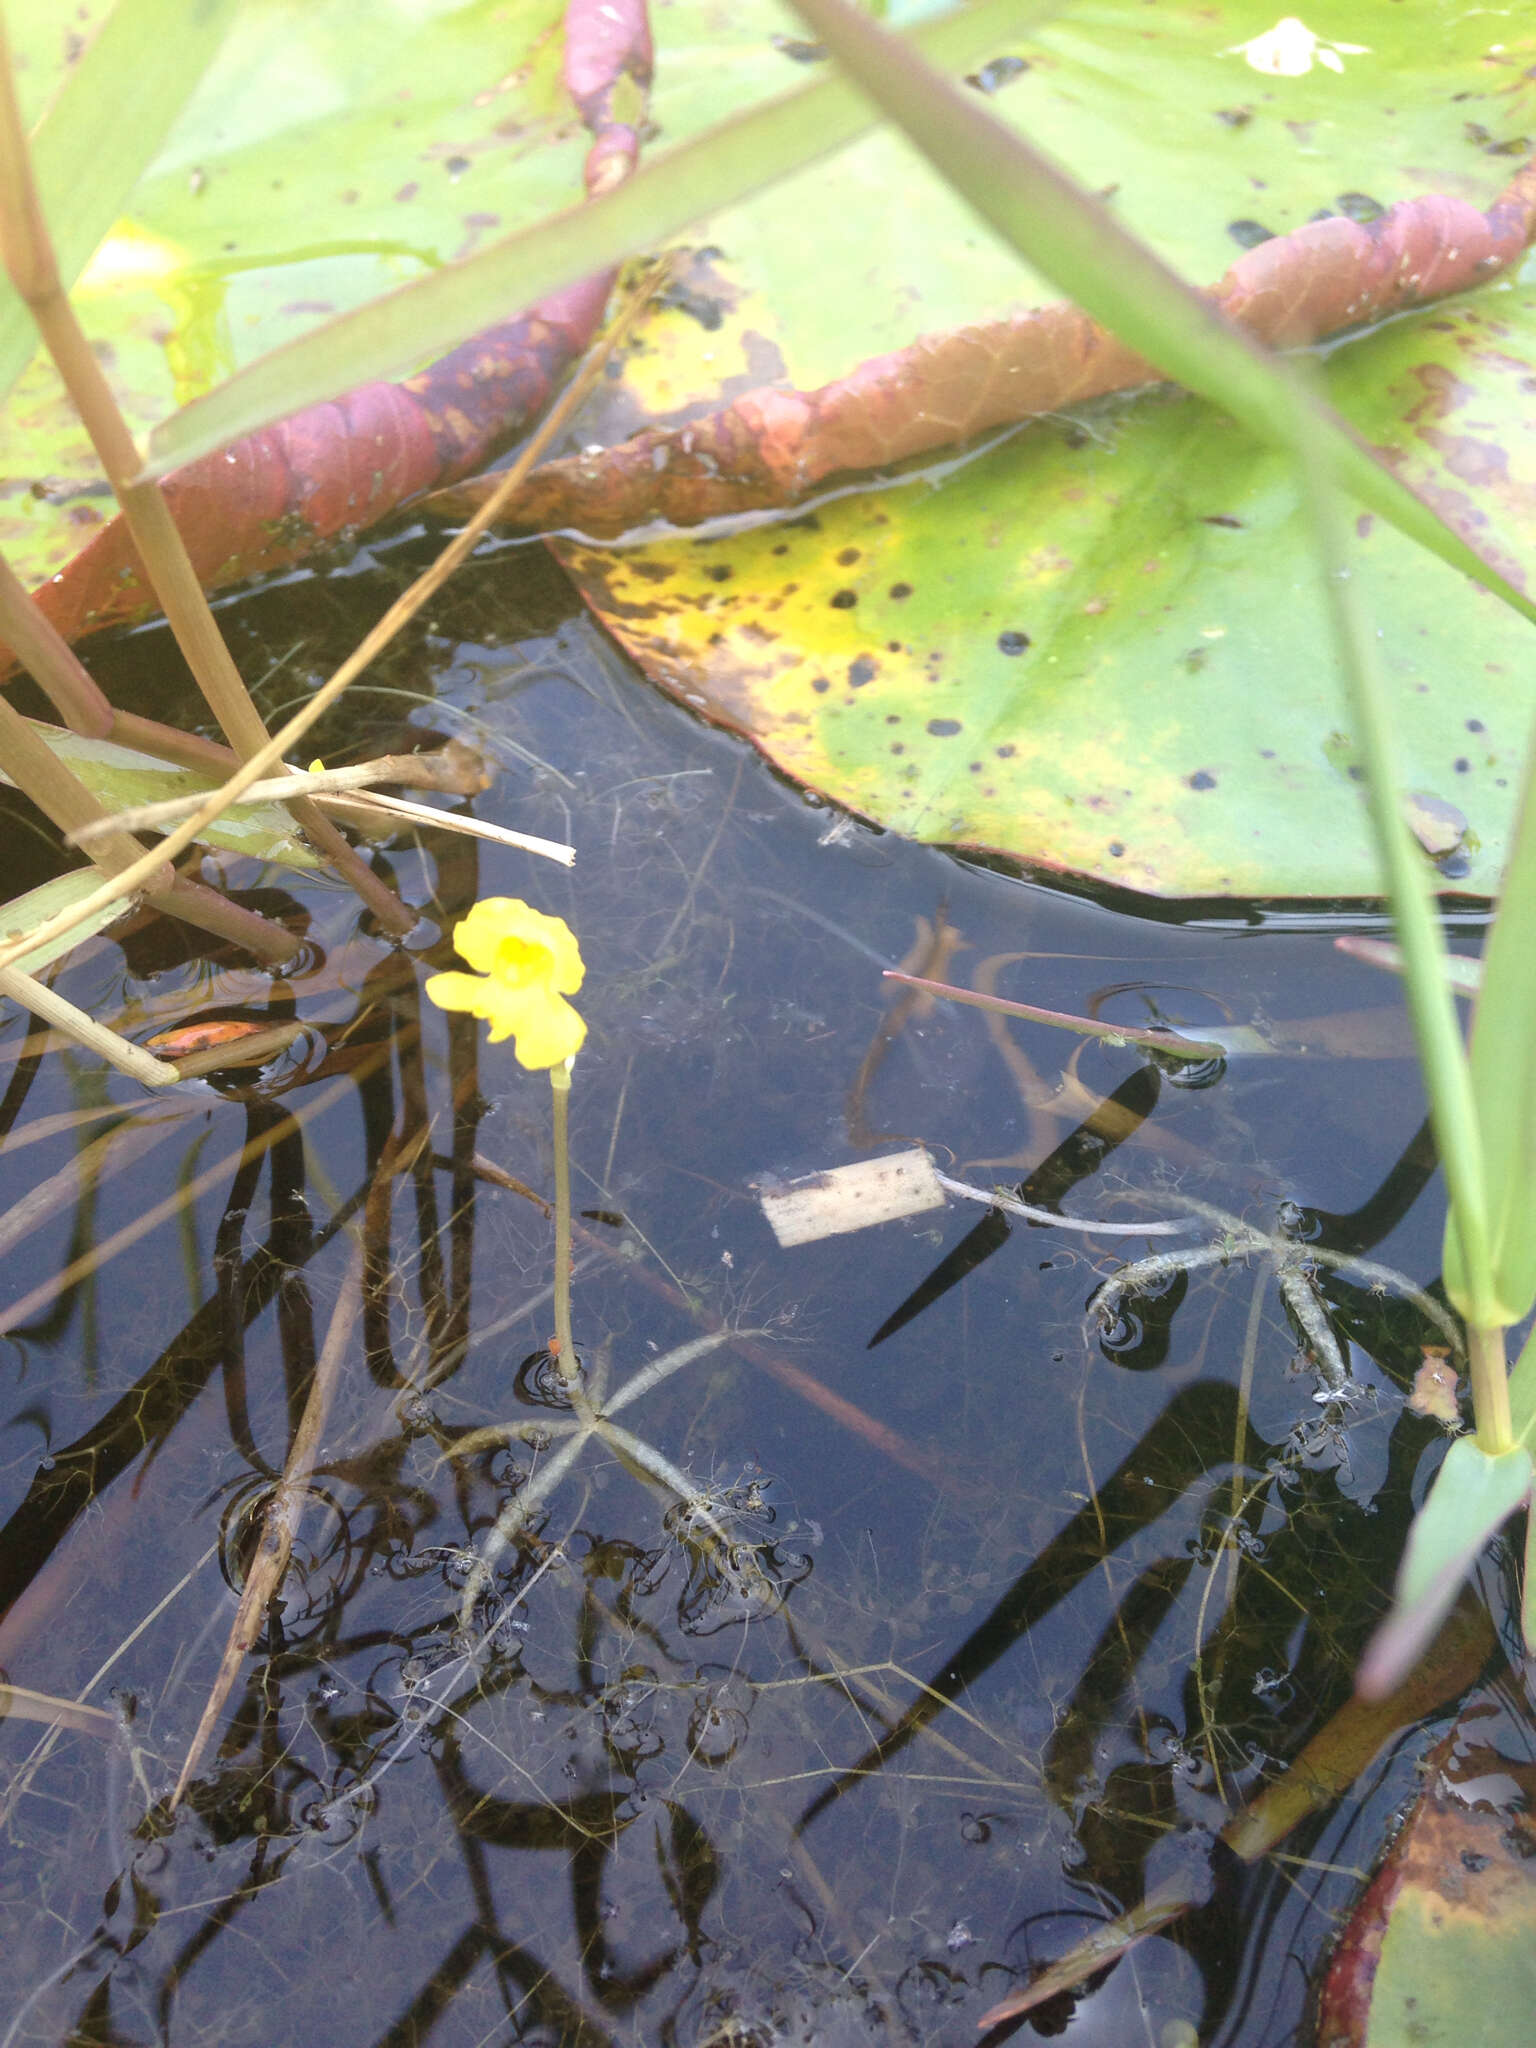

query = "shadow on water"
[{"left": 0, "top": 536, "right": 1516, "bottom": 2046}]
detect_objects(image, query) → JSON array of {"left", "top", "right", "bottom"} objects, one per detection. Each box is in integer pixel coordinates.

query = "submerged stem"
[{"left": 549, "top": 1062, "right": 590, "bottom": 1418}]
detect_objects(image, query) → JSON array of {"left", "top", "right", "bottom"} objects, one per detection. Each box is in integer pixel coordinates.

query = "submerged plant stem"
[{"left": 549, "top": 1062, "right": 585, "bottom": 1410}]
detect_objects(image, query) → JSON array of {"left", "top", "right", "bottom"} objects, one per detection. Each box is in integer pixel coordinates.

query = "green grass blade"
[
  {"left": 139, "top": 0, "right": 1047, "bottom": 479},
  {"left": 785, "top": 0, "right": 1536, "bottom": 633},
  {"left": 1357, "top": 1435, "right": 1532, "bottom": 1699},
  {"left": 0, "top": 0, "right": 241, "bottom": 408},
  {"left": 1453, "top": 751, "right": 1536, "bottom": 1323},
  {"left": 1292, "top": 423, "right": 1497, "bottom": 1334}
]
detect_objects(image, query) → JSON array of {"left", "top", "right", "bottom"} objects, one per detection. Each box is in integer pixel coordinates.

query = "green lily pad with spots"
[{"left": 556, "top": 272, "right": 1536, "bottom": 898}]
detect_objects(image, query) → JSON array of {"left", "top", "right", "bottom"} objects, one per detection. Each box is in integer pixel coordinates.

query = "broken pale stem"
[{"left": 71, "top": 774, "right": 576, "bottom": 867}]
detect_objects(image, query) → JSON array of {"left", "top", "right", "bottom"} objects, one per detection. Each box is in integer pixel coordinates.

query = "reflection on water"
[{"left": 0, "top": 541, "right": 1498, "bottom": 2046}]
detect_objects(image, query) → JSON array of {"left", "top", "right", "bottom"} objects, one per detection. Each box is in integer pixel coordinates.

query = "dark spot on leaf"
[
  {"left": 887, "top": 641, "right": 903, "bottom": 653},
  {"left": 1260, "top": 748, "right": 1275, "bottom": 759},
  {"left": 1486, "top": 133, "right": 1532, "bottom": 157},
  {"left": 1184, "top": 649, "right": 1208, "bottom": 673},
  {"left": 708, "top": 632, "right": 724, "bottom": 646},
  {"left": 444, "top": 155, "right": 471, "bottom": 177},
  {"left": 395, "top": 182, "right": 419, "bottom": 203},
  {"left": 927, "top": 719, "right": 962, "bottom": 737},
  {"left": 1357, "top": 514, "right": 1375, "bottom": 539},
  {"left": 890, "top": 742, "right": 905, "bottom": 755},
  {"left": 885, "top": 714, "right": 901, "bottom": 724},
  {"left": 1227, "top": 219, "right": 1275, "bottom": 248},
  {"left": 830, "top": 590, "right": 858, "bottom": 609},
  {"left": 1440, "top": 437, "right": 1509, "bottom": 488},
  {"left": 704, "top": 563, "right": 733, "bottom": 582},
  {"left": 997, "top": 630, "right": 1031, "bottom": 655},
  {"left": 966, "top": 54, "right": 1029, "bottom": 93},
  {"left": 848, "top": 656, "right": 877, "bottom": 687},
  {"left": 659, "top": 282, "right": 724, "bottom": 330},
  {"left": 1202, "top": 514, "right": 1243, "bottom": 528},
  {"left": 784, "top": 513, "right": 822, "bottom": 533},
  {"left": 770, "top": 33, "right": 825, "bottom": 61},
  {"left": 996, "top": 743, "right": 1016, "bottom": 758},
  {"left": 1348, "top": 765, "right": 1365, "bottom": 782},
  {"left": 630, "top": 561, "right": 675, "bottom": 583},
  {"left": 1466, "top": 718, "right": 1485, "bottom": 732},
  {"left": 811, "top": 677, "right": 830, "bottom": 694},
  {"left": 969, "top": 762, "right": 984, "bottom": 773},
  {"left": 889, "top": 581, "right": 913, "bottom": 600},
  {"left": 772, "top": 544, "right": 789, "bottom": 556},
  {"left": 1215, "top": 108, "right": 1251, "bottom": 127},
  {"left": 836, "top": 546, "right": 862, "bottom": 567},
  {"left": 1189, "top": 771, "right": 1217, "bottom": 791},
  {"left": 1335, "top": 191, "right": 1386, "bottom": 223},
  {"left": 1454, "top": 757, "right": 1470, "bottom": 773},
  {"left": 1108, "top": 841, "right": 1126, "bottom": 857}
]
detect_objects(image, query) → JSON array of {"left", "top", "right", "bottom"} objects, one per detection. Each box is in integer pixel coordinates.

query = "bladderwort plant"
[
  {"left": 423, "top": 897, "right": 781, "bottom": 1634},
  {"left": 786, "top": 0, "right": 1536, "bottom": 1695}
]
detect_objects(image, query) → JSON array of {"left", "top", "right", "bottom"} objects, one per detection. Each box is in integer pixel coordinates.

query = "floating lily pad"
[{"left": 557, "top": 277, "right": 1536, "bottom": 898}]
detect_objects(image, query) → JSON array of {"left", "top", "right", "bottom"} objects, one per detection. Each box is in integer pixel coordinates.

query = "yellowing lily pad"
[{"left": 556, "top": 277, "right": 1536, "bottom": 899}]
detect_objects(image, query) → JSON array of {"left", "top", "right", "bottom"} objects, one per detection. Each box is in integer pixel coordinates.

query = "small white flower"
[{"left": 1226, "top": 16, "right": 1370, "bottom": 76}]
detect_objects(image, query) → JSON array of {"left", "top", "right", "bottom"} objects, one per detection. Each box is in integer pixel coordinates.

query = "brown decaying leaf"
[
  {"left": 2, "top": 0, "right": 652, "bottom": 670},
  {"left": 428, "top": 160, "right": 1536, "bottom": 540},
  {"left": 1312, "top": 1689, "right": 1536, "bottom": 2047}
]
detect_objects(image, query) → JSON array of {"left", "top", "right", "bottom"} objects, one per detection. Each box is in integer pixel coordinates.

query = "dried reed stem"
[{"left": 0, "top": 24, "right": 412, "bottom": 935}]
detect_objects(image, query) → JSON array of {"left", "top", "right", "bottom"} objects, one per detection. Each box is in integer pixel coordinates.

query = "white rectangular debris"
[{"left": 758, "top": 1149, "right": 946, "bottom": 1248}]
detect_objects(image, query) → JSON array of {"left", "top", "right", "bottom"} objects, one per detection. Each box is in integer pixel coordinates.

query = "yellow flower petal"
[
  {"left": 481, "top": 985, "right": 587, "bottom": 1067},
  {"left": 425, "top": 897, "right": 587, "bottom": 1068},
  {"left": 422, "top": 969, "right": 494, "bottom": 1020},
  {"left": 453, "top": 898, "right": 584, "bottom": 994}
]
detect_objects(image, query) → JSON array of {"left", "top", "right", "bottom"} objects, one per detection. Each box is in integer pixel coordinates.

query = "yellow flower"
[{"left": 424, "top": 897, "right": 586, "bottom": 1068}]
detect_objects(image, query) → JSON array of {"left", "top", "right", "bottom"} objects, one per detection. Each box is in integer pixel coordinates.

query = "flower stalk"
[
  {"left": 425, "top": 896, "right": 592, "bottom": 1413},
  {"left": 548, "top": 1058, "right": 587, "bottom": 1411}
]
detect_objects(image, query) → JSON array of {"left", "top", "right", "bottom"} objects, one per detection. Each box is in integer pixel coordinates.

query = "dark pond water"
[{"left": 0, "top": 537, "right": 1500, "bottom": 2047}]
